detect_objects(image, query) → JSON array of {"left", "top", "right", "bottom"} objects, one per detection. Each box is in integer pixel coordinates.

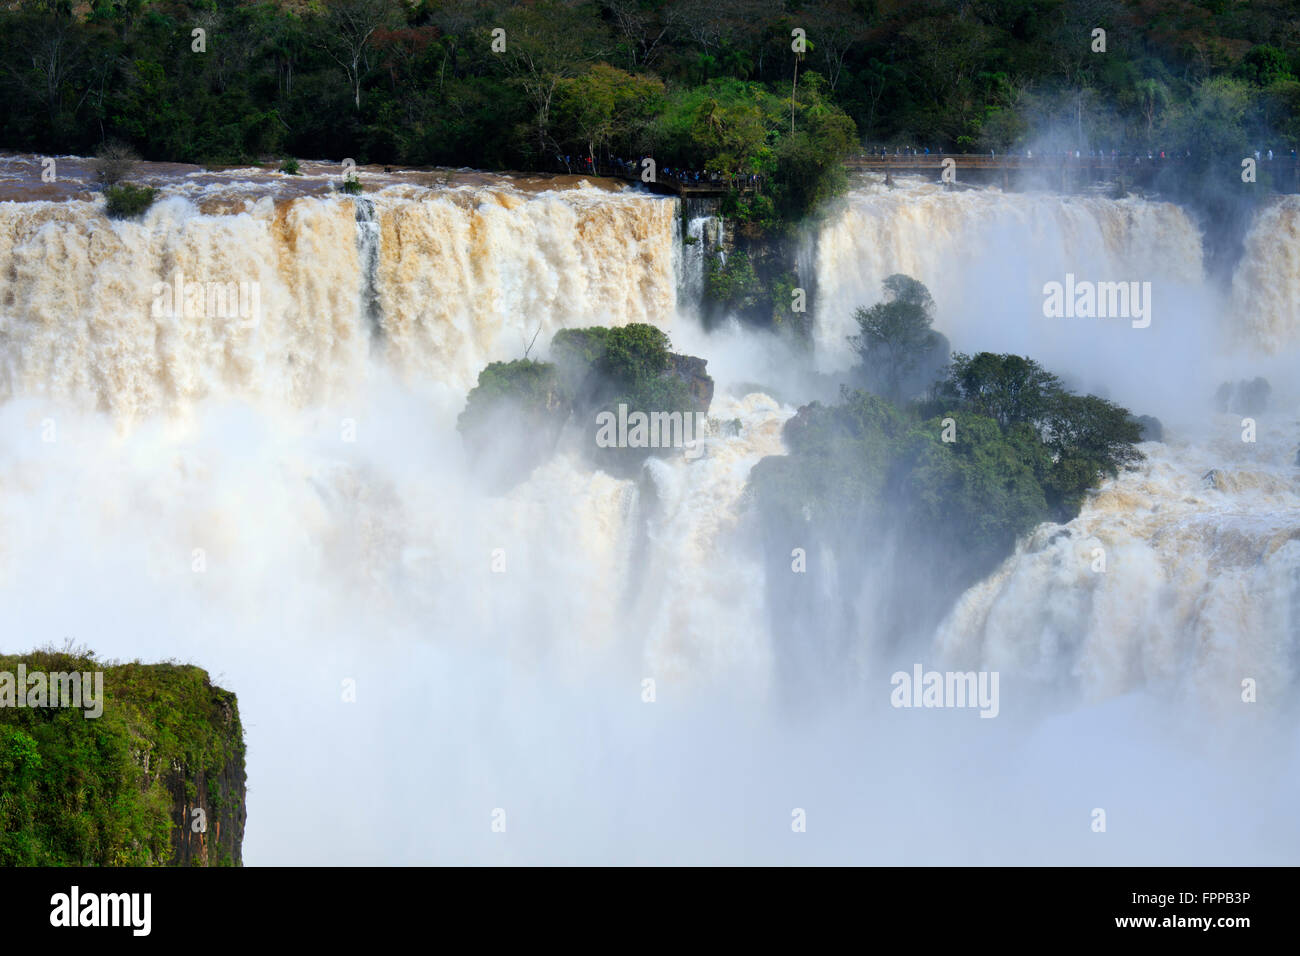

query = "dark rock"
[
  {"left": 1136, "top": 414, "right": 1164, "bottom": 442},
  {"left": 166, "top": 686, "right": 247, "bottom": 866},
  {"left": 1215, "top": 377, "right": 1271, "bottom": 415},
  {"left": 669, "top": 353, "right": 714, "bottom": 413}
]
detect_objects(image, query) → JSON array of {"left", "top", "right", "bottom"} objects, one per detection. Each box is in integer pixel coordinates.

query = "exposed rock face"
[
  {"left": 669, "top": 353, "right": 715, "bottom": 412},
  {"left": 165, "top": 681, "right": 247, "bottom": 866},
  {"left": 1136, "top": 414, "right": 1164, "bottom": 442},
  {"left": 1215, "top": 377, "right": 1271, "bottom": 415},
  {"left": 780, "top": 402, "right": 820, "bottom": 449}
]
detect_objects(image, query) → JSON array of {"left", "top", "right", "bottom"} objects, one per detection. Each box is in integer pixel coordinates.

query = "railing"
[
  {"left": 559, "top": 160, "right": 760, "bottom": 195},
  {"left": 557, "top": 152, "right": 1300, "bottom": 194},
  {"left": 849, "top": 153, "right": 1190, "bottom": 168},
  {"left": 848, "top": 151, "right": 1300, "bottom": 170}
]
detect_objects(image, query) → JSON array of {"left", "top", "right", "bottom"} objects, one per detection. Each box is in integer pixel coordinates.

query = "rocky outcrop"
[
  {"left": 164, "top": 679, "right": 247, "bottom": 866},
  {"left": 1136, "top": 414, "right": 1164, "bottom": 442},
  {"left": 460, "top": 324, "right": 716, "bottom": 485},
  {"left": 1215, "top": 377, "right": 1271, "bottom": 415},
  {"left": 0, "top": 650, "right": 246, "bottom": 866},
  {"left": 669, "top": 353, "right": 715, "bottom": 412}
]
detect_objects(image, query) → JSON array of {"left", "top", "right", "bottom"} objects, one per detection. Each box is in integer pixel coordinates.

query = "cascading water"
[
  {"left": 1229, "top": 195, "right": 1300, "bottom": 353},
  {"left": 354, "top": 196, "right": 383, "bottom": 338},
  {"left": 813, "top": 180, "right": 1212, "bottom": 420},
  {"left": 808, "top": 179, "right": 1300, "bottom": 719},
  {"left": 1, "top": 157, "right": 1297, "bottom": 863},
  {"left": 933, "top": 418, "right": 1300, "bottom": 705},
  {"left": 0, "top": 166, "right": 681, "bottom": 417},
  {"left": 678, "top": 196, "right": 724, "bottom": 301}
]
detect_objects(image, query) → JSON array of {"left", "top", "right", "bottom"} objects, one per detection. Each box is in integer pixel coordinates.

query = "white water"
[
  {"left": 1, "top": 162, "right": 1297, "bottom": 863},
  {"left": 815, "top": 180, "right": 1300, "bottom": 710},
  {"left": 816, "top": 180, "right": 1219, "bottom": 419},
  {"left": 937, "top": 420, "right": 1300, "bottom": 708},
  {"left": 0, "top": 173, "right": 679, "bottom": 418}
]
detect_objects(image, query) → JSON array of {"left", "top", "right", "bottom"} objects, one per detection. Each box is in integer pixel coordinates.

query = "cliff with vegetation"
[
  {"left": 459, "top": 323, "right": 713, "bottom": 484},
  {"left": 743, "top": 276, "right": 1147, "bottom": 693},
  {"left": 0, "top": 648, "right": 246, "bottom": 866}
]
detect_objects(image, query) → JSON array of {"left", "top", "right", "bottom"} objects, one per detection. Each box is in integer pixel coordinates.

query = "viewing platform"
[
  {"left": 847, "top": 152, "right": 1300, "bottom": 191},
  {"left": 568, "top": 162, "right": 750, "bottom": 197},
  {"left": 566, "top": 152, "right": 1300, "bottom": 196}
]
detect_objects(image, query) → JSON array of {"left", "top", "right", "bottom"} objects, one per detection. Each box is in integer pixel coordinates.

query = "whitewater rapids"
[{"left": 0, "top": 159, "right": 1297, "bottom": 863}]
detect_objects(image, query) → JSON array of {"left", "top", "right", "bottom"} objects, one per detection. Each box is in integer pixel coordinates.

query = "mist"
[{"left": 1, "top": 156, "right": 1298, "bottom": 864}]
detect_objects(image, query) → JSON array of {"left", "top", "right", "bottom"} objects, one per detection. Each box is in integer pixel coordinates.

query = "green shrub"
[
  {"left": 705, "top": 250, "right": 760, "bottom": 311},
  {"left": 341, "top": 176, "right": 362, "bottom": 195},
  {"left": 461, "top": 324, "right": 711, "bottom": 484},
  {"left": 104, "top": 183, "right": 158, "bottom": 219},
  {"left": 457, "top": 359, "right": 564, "bottom": 437},
  {"left": 278, "top": 157, "right": 301, "bottom": 175}
]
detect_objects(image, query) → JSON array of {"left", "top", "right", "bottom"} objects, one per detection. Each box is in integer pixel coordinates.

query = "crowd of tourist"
[
  {"left": 557, "top": 154, "right": 763, "bottom": 188},
  {"left": 861, "top": 144, "right": 1299, "bottom": 163}
]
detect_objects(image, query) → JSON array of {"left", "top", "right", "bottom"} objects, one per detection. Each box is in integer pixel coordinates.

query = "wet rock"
[
  {"left": 1136, "top": 414, "right": 1163, "bottom": 442},
  {"left": 1215, "top": 377, "right": 1271, "bottom": 415}
]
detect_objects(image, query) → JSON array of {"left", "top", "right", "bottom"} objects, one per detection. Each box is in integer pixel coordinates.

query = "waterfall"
[
  {"left": 1, "top": 154, "right": 1297, "bottom": 864},
  {"left": 813, "top": 180, "right": 1213, "bottom": 419},
  {"left": 933, "top": 420, "right": 1300, "bottom": 711},
  {"left": 1230, "top": 195, "right": 1300, "bottom": 353},
  {"left": 0, "top": 169, "right": 682, "bottom": 419},
  {"left": 677, "top": 196, "right": 724, "bottom": 301},
  {"left": 354, "top": 196, "right": 382, "bottom": 339}
]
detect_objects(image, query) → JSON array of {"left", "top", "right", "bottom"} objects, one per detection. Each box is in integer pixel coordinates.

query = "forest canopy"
[{"left": 2, "top": 0, "right": 1297, "bottom": 212}]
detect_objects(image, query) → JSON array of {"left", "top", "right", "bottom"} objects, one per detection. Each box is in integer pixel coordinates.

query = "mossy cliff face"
[
  {"left": 163, "top": 684, "right": 246, "bottom": 867},
  {"left": 0, "top": 650, "right": 246, "bottom": 866},
  {"left": 700, "top": 212, "right": 818, "bottom": 344}
]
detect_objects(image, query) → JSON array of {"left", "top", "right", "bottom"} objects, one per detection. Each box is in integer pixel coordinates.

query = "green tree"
[
  {"left": 930, "top": 351, "right": 1145, "bottom": 516},
  {"left": 937, "top": 351, "right": 1064, "bottom": 429},
  {"left": 899, "top": 410, "right": 1052, "bottom": 566},
  {"left": 499, "top": 0, "right": 612, "bottom": 160},
  {"left": 848, "top": 274, "right": 946, "bottom": 403},
  {"left": 1041, "top": 392, "right": 1145, "bottom": 511},
  {"left": 1135, "top": 78, "right": 1170, "bottom": 140},
  {"left": 553, "top": 62, "right": 664, "bottom": 163},
  {"left": 1237, "top": 45, "right": 1293, "bottom": 87}
]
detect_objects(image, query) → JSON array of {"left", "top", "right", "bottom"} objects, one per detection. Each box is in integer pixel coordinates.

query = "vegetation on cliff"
[
  {"left": 749, "top": 277, "right": 1146, "bottom": 625},
  {"left": 0, "top": 646, "right": 246, "bottom": 866},
  {"left": 459, "top": 323, "right": 712, "bottom": 484}
]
